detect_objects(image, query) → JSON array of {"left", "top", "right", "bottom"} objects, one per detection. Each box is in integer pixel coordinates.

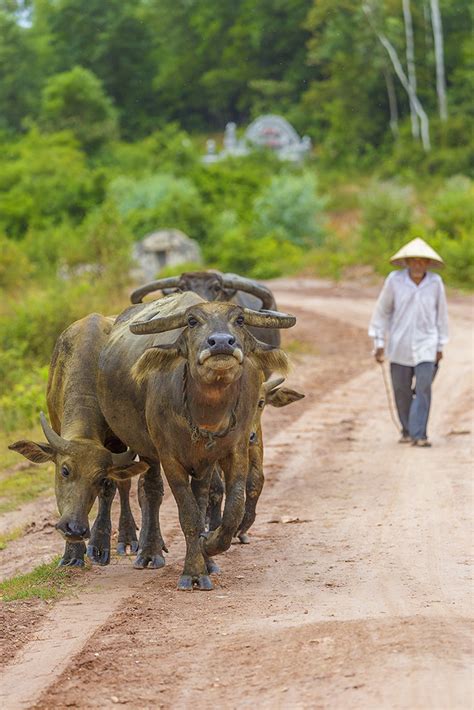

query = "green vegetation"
[
  {"left": 0, "top": 0, "right": 471, "bottom": 438},
  {"left": 0, "top": 526, "right": 24, "bottom": 551},
  {"left": 0, "top": 465, "right": 54, "bottom": 514},
  {"left": 0, "top": 559, "right": 80, "bottom": 601}
]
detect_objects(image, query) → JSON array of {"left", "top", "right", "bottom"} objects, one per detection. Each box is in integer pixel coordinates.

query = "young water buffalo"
[
  {"left": 9, "top": 314, "right": 147, "bottom": 566},
  {"left": 207, "top": 377, "right": 305, "bottom": 543},
  {"left": 97, "top": 292, "right": 295, "bottom": 590}
]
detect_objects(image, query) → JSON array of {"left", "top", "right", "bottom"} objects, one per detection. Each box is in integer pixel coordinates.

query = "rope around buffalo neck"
[{"left": 182, "top": 364, "right": 238, "bottom": 449}]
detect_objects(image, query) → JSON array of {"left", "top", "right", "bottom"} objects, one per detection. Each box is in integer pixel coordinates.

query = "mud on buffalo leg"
[
  {"left": 59, "top": 541, "right": 87, "bottom": 567},
  {"left": 237, "top": 437, "right": 264, "bottom": 544},
  {"left": 204, "top": 448, "right": 247, "bottom": 558},
  {"left": 206, "top": 466, "right": 224, "bottom": 532},
  {"left": 116, "top": 479, "right": 139, "bottom": 555},
  {"left": 87, "top": 479, "right": 116, "bottom": 566},
  {"left": 134, "top": 462, "right": 167, "bottom": 570},
  {"left": 191, "top": 468, "right": 220, "bottom": 575},
  {"left": 162, "top": 456, "right": 212, "bottom": 591}
]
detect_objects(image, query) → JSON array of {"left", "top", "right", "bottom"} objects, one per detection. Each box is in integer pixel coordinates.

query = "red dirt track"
[{"left": 0, "top": 279, "right": 472, "bottom": 709}]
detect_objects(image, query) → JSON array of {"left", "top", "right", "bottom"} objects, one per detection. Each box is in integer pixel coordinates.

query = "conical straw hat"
[{"left": 390, "top": 237, "right": 444, "bottom": 268}]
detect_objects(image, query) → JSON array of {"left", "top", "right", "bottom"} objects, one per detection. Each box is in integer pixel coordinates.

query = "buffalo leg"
[
  {"left": 134, "top": 462, "right": 167, "bottom": 570},
  {"left": 116, "top": 479, "right": 139, "bottom": 555},
  {"left": 58, "top": 541, "right": 86, "bottom": 567},
  {"left": 237, "top": 442, "right": 264, "bottom": 544},
  {"left": 204, "top": 448, "right": 247, "bottom": 558},
  {"left": 87, "top": 479, "right": 116, "bottom": 566},
  {"left": 191, "top": 469, "right": 220, "bottom": 575},
  {"left": 206, "top": 466, "right": 224, "bottom": 532},
  {"left": 162, "top": 456, "right": 211, "bottom": 591}
]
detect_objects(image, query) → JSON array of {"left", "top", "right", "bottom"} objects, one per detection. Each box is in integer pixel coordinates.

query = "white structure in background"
[
  {"left": 132, "top": 229, "right": 203, "bottom": 282},
  {"left": 203, "top": 115, "right": 311, "bottom": 163}
]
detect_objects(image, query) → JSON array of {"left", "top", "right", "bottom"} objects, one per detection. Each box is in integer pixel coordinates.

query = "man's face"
[{"left": 406, "top": 257, "right": 429, "bottom": 280}]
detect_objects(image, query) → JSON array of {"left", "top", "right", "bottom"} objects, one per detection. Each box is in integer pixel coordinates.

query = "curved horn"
[
  {"left": 130, "top": 277, "right": 181, "bottom": 304},
  {"left": 221, "top": 275, "right": 274, "bottom": 310},
  {"left": 263, "top": 377, "right": 285, "bottom": 393},
  {"left": 39, "top": 412, "right": 72, "bottom": 455},
  {"left": 111, "top": 449, "right": 137, "bottom": 466},
  {"left": 243, "top": 308, "right": 296, "bottom": 329},
  {"left": 130, "top": 310, "right": 188, "bottom": 335}
]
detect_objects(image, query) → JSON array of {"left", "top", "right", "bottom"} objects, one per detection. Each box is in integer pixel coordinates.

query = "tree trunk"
[
  {"left": 430, "top": 0, "right": 448, "bottom": 121},
  {"left": 402, "top": 0, "right": 419, "bottom": 139},
  {"left": 383, "top": 66, "right": 399, "bottom": 137},
  {"left": 363, "top": 4, "right": 431, "bottom": 151}
]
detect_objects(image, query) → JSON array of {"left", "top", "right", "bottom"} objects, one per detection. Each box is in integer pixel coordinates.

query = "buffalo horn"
[
  {"left": 243, "top": 308, "right": 296, "bottom": 329},
  {"left": 130, "top": 310, "right": 188, "bottom": 335},
  {"left": 111, "top": 449, "right": 137, "bottom": 466},
  {"left": 39, "top": 412, "right": 72, "bottom": 454},
  {"left": 221, "top": 275, "right": 274, "bottom": 310},
  {"left": 130, "top": 277, "right": 181, "bottom": 304},
  {"left": 263, "top": 377, "right": 285, "bottom": 393}
]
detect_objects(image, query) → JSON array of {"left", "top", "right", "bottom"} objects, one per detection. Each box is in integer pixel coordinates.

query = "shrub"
[
  {"left": 0, "top": 234, "right": 32, "bottom": 291},
  {"left": 253, "top": 171, "right": 326, "bottom": 247},
  {"left": 0, "top": 365, "right": 48, "bottom": 433},
  {"left": 430, "top": 176, "right": 474, "bottom": 238}
]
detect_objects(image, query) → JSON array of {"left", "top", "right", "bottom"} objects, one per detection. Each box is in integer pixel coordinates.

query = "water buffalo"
[
  {"left": 9, "top": 314, "right": 148, "bottom": 566},
  {"left": 207, "top": 377, "right": 305, "bottom": 543},
  {"left": 97, "top": 292, "right": 295, "bottom": 590}
]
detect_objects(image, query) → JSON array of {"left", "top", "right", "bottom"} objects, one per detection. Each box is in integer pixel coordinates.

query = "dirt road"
[{"left": 0, "top": 280, "right": 472, "bottom": 709}]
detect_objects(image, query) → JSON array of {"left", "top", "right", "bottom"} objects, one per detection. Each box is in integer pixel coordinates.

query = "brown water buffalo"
[
  {"left": 9, "top": 314, "right": 147, "bottom": 566},
  {"left": 207, "top": 377, "right": 305, "bottom": 543},
  {"left": 97, "top": 292, "right": 295, "bottom": 590}
]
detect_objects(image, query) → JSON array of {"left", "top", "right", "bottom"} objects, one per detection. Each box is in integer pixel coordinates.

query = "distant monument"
[
  {"left": 132, "top": 229, "right": 202, "bottom": 282},
  {"left": 203, "top": 115, "right": 311, "bottom": 163}
]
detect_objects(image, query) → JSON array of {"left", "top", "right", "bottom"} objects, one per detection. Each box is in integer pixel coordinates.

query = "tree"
[
  {"left": 39, "top": 66, "right": 118, "bottom": 151},
  {"left": 430, "top": 0, "right": 448, "bottom": 121}
]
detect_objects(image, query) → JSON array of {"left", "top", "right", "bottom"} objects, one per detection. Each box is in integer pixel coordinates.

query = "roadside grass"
[
  {"left": 0, "top": 557, "right": 81, "bottom": 601},
  {"left": 0, "top": 526, "right": 24, "bottom": 551},
  {"left": 0, "top": 466, "right": 54, "bottom": 514},
  {"left": 285, "top": 338, "right": 318, "bottom": 356},
  {"left": 0, "top": 424, "right": 45, "bottom": 472}
]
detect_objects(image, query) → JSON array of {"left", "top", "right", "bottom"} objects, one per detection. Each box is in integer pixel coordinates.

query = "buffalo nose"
[{"left": 207, "top": 333, "right": 236, "bottom": 349}]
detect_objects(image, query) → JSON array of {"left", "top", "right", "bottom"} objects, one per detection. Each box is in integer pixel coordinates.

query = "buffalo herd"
[{"left": 10, "top": 271, "right": 304, "bottom": 590}]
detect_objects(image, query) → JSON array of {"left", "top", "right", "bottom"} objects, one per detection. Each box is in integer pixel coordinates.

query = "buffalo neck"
[{"left": 184, "top": 364, "right": 241, "bottom": 432}]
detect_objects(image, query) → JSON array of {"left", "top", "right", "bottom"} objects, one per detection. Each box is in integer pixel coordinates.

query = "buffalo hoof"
[
  {"left": 237, "top": 533, "right": 251, "bottom": 544},
  {"left": 87, "top": 545, "right": 110, "bottom": 566},
  {"left": 197, "top": 575, "right": 213, "bottom": 591},
  {"left": 58, "top": 556, "right": 85, "bottom": 568},
  {"left": 206, "top": 558, "right": 221, "bottom": 575},
  {"left": 116, "top": 541, "right": 139, "bottom": 556},
  {"left": 177, "top": 574, "right": 193, "bottom": 591},
  {"left": 133, "top": 553, "right": 165, "bottom": 570}
]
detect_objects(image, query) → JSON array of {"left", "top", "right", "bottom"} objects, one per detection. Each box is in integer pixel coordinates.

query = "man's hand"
[
  {"left": 375, "top": 347, "right": 384, "bottom": 363},
  {"left": 436, "top": 351, "right": 443, "bottom": 364}
]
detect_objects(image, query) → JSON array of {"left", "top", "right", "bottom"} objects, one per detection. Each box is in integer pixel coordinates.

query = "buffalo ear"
[
  {"left": 107, "top": 460, "right": 150, "bottom": 481},
  {"left": 249, "top": 347, "right": 290, "bottom": 376},
  {"left": 267, "top": 387, "right": 305, "bottom": 408},
  {"left": 132, "top": 336, "right": 186, "bottom": 383},
  {"left": 8, "top": 440, "right": 56, "bottom": 464}
]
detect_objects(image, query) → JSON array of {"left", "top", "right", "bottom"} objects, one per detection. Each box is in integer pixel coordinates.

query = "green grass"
[
  {"left": 0, "top": 526, "right": 24, "bottom": 551},
  {"left": 0, "top": 466, "right": 54, "bottom": 514},
  {"left": 284, "top": 338, "right": 318, "bottom": 356},
  {"left": 0, "top": 558, "right": 81, "bottom": 601}
]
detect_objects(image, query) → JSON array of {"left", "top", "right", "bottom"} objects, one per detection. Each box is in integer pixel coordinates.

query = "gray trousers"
[{"left": 390, "top": 362, "right": 436, "bottom": 440}]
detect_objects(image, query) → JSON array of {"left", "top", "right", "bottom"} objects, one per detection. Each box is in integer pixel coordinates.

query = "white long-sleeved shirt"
[{"left": 368, "top": 269, "right": 449, "bottom": 366}]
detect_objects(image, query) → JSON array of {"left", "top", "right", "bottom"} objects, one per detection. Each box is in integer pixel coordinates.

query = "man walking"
[{"left": 369, "top": 237, "right": 449, "bottom": 447}]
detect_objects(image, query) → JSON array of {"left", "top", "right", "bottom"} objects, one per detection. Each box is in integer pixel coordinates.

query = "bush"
[
  {"left": 253, "top": 171, "right": 326, "bottom": 246},
  {"left": 0, "top": 234, "right": 32, "bottom": 291},
  {"left": 430, "top": 176, "right": 474, "bottom": 238},
  {"left": 0, "top": 365, "right": 48, "bottom": 433},
  {"left": 40, "top": 66, "right": 119, "bottom": 152}
]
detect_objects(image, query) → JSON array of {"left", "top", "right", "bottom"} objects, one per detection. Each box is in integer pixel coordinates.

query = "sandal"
[
  {"left": 412, "top": 439, "right": 432, "bottom": 447},
  {"left": 398, "top": 435, "right": 412, "bottom": 444}
]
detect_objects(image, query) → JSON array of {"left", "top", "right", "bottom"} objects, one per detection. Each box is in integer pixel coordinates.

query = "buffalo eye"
[
  {"left": 235, "top": 315, "right": 245, "bottom": 326},
  {"left": 258, "top": 399, "right": 265, "bottom": 409},
  {"left": 187, "top": 315, "right": 198, "bottom": 328},
  {"left": 212, "top": 283, "right": 221, "bottom": 293},
  {"left": 61, "top": 465, "right": 70, "bottom": 478}
]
